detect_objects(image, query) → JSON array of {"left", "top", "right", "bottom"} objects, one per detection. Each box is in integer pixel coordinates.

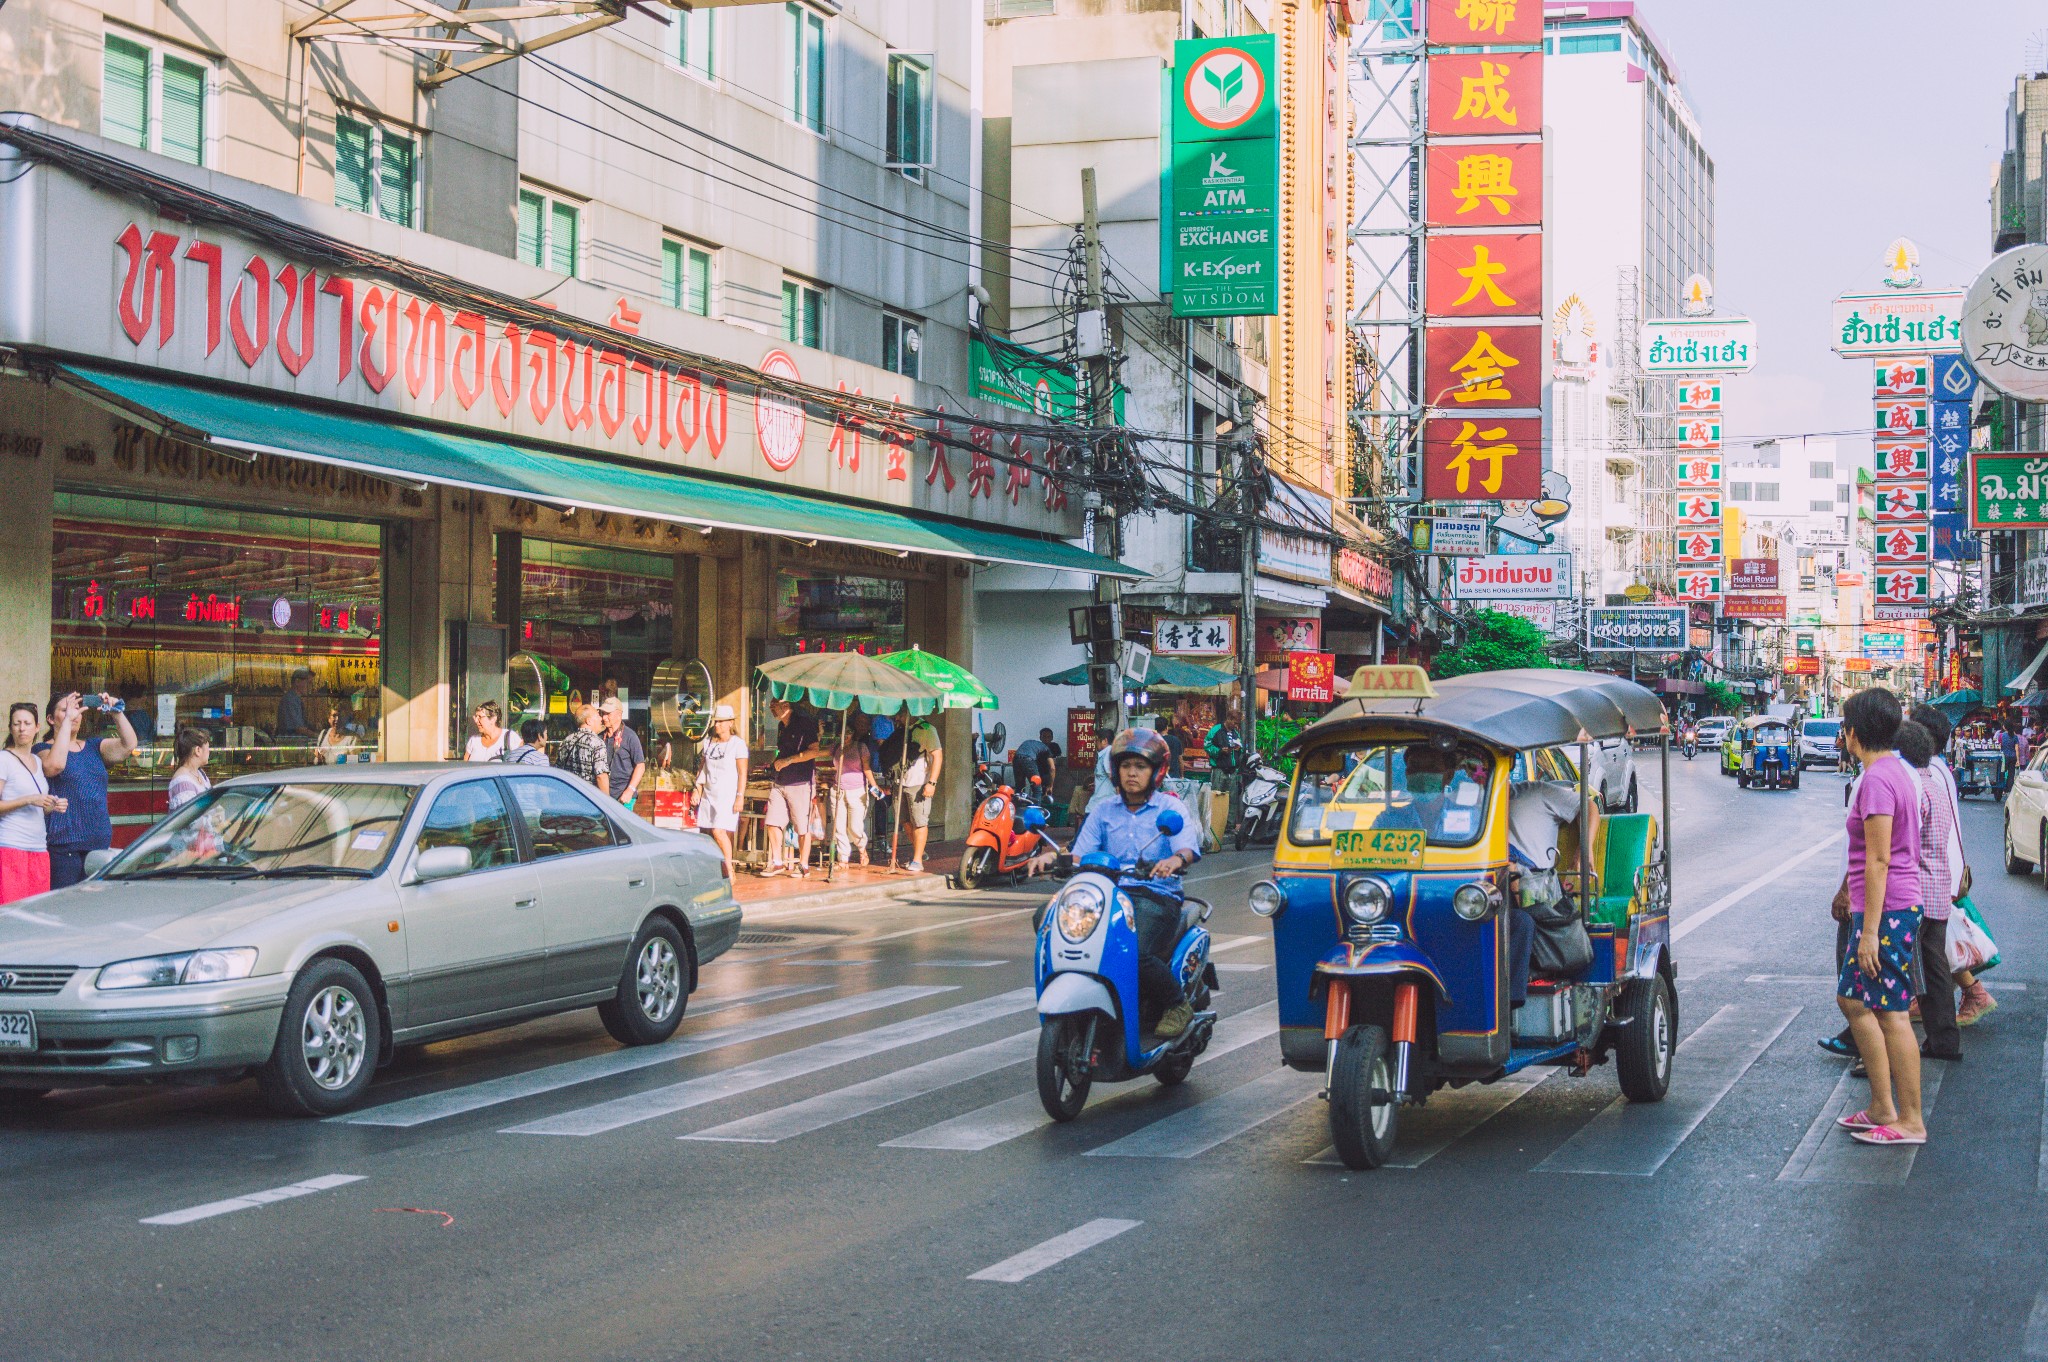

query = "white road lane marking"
[
  {"left": 1189, "top": 861, "right": 1267, "bottom": 884},
  {"left": 1535, "top": 1005, "right": 1801, "bottom": 1177},
  {"left": 1085, "top": 1068, "right": 1319, "bottom": 1160},
  {"left": 685, "top": 1029, "right": 1038, "bottom": 1144},
  {"left": 1670, "top": 834, "right": 1844, "bottom": 943},
  {"left": 882, "top": 1003, "right": 1279, "bottom": 1151},
  {"left": 2040, "top": 1015, "right": 2048, "bottom": 1195},
  {"left": 504, "top": 989, "right": 1038, "bottom": 1137},
  {"left": 1743, "top": 973, "right": 2026, "bottom": 992},
  {"left": 1780, "top": 1058, "right": 1947, "bottom": 1185},
  {"left": 140, "top": 1174, "right": 365, "bottom": 1226},
  {"left": 968, "top": 1218, "right": 1142, "bottom": 1283},
  {"left": 780, "top": 959, "right": 880, "bottom": 967},
  {"left": 1207, "top": 935, "right": 1266, "bottom": 955},
  {"left": 689, "top": 983, "right": 838, "bottom": 1013},
  {"left": 1213, "top": 962, "right": 1268, "bottom": 973},
  {"left": 916, "top": 959, "right": 1010, "bottom": 968},
  {"left": 1305, "top": 1068, "right": 1555, "bottom": 1170},
  {"left": 2025, "top": 1278, "right": 2048, "bottom": 1360},
  {"left": 336, "top": 986, "right": 954, "bottom": 1128}
]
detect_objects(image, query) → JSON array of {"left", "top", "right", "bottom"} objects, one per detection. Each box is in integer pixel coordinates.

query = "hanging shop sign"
[
  {"left": 1962, "top": 244, "right": 2048, "bottom": 401},
  {"left": 1335, "top": 549, "right": 1393, "bottom": 605},
  {"left": 1286, "top": 651, "right": 1339, "bottom": 704},
  {"left": 1585, "top": 605, "right": 1686, "bottom": 652},
  {"left": 1424, "top": 324, "right": 1544, "bottom": 410},
  {"left": 1722, "top": 595, "right": 1787, "bottom": 621},
  {"left": 1260, "top": 479, "right": 1335, "bottom": 584},
  {"left": 1968, "top": 453, "right": 2048, "bottom": 529},
  {"left": 1676, "top": 492, "right": 1722, "bottom": 526},
  {"left": 1873, "top": 567, "right": 1931, "bottom": 609},
  {"left": 1424, "top": 234, "right": 1542, "bottom": 319},
  {"left": 1424, "top": 142, "right": 1544, "bottom": 228},
  {"left": 1168, "top": 35, "right": 1280, "bottom": 318},
  {"left": 1874, "top": 400, "right": 1928, "bottom": 436},
  {"left": 1675, "top": 569, "right": 1723, "bottom": 602},
  {"left": 1862, "top": 632, "right": 1907, "bottom": 660},
  {"left": 1640, "top": 318, "right": 1758, "bottom": 375},
  {"left": 1424, "top": 52, "right": 1542, "bottom": 138},
  {"left": 1153, "top": 615, "right": 1237, "bottom": 656},
  {"left": 1873, "top": 484, "right": 1929, "bottom": 522},
  {"left": 1933, "top": 351, "right": 1979, "bottom": 402},
  {"left": 1873, "top": 359, "right": 1930, "bottom": 398},
  {"left": 1930, "top": 400, "right": 1967, "bottom": 514},
  {"left": 1932, "top": 514, "right": 1981, "bottom": 562},
  {"left": 1873, "top": 438, "right": 1929, "bottom": 481},
  {"left": 1676, "top": 418, "right": 1723, "bottom": 449},
  {"left": 1421, "top": 418, "right": 1541, "bottom": 501},
  {"left": 1416, "top": 516, "right": 1489, "bottom": 555},
  {"left": 1831, "top": 291, "right": 1965, "bottom": 356},
  {"left": 1676, "top": 529, "right": 1722, "bottom": 563},
  {"left": 1677, "top": 380, "right": 1722, "bottom": 412},
  {"left": 1876, "top": 524, "right": 1931, "bottom": 563},
  {"left": 969, "top": 336, "right": 1099, "bottom": 421},
  {"left": 1727, "top": 558, "right": 1778, "bottom": 591},
  {"left": 1448, "top": 553, "right": 1572, "bottom": 601},
  {"left": 1784, "top": 656, "right": 1821, "bottom": 676},
  {"left": 1675, "top": 455, "right": 1722, "bottom": 489},
  {"left": 1486, "top": 600, "right": 1560, "bottom": 634},
  {"left": 1425, "top": 0, "right": 1542, "bottom": 44}
]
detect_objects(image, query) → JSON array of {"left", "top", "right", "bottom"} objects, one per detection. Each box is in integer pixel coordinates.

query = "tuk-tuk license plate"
[
  {"left": 1332, "top": 828, "right": 1426, "bottom": 870},
  {"left": 0, "top": 1011, "right": 35, "bottom": 1051}
]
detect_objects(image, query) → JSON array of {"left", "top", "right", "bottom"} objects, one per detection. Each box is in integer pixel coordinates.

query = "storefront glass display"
[
  {"left": 517, "top": 540, "right": 675, "bottom": 741},
  {"left": 773, "top": 571, "right": 906, "bottom": 653},
  {"left": 50, "top": 491, "right": 384, "bottom": 842}
]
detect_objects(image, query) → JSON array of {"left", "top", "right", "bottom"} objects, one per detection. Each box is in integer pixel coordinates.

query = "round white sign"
[
  {"left": 270, "top": 597, "right": 292, "bottom": 629},
  {"left": 1963, "top": 244, "right": 2048, "bottom": 402},
  {"left": 754, "top": 349, "right": 806, "bottom": 472},
  {"left": 1182, "top": 47, "right": 1265, "bottom": 132}
]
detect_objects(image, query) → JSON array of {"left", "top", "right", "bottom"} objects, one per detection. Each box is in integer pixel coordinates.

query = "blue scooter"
[{"left": 1033, "top": 811, "right": 1219, "bottom": 1121}]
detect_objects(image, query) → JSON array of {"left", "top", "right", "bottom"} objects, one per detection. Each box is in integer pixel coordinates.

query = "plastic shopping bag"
[{"left": 1946, "top": 895, "right": 2000, "bottom": 974}]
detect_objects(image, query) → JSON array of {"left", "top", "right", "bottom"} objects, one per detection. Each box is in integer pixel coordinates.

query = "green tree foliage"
[
  {"left": 1430, "top": 610, "right": 1556, "bottom": 679},
  {"left": 1702, "top": 681, "right": 1739, "bottom": 714}
]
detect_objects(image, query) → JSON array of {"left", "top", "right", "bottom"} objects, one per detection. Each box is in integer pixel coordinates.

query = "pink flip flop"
[
  {"left": 1851, "top": 1125, "right": 1926, "bottom": 1147},
  {"left": 1836, "top": 1108, "right": 1879, "bottom": 1131}
]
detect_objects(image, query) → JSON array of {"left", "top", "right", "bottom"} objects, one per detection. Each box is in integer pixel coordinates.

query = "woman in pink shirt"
[{"left": 1835, "top": 687, "right": 1927, "bottom": 1147}]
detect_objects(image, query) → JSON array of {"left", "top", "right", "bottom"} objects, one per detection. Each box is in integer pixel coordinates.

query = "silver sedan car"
[{"left": 0, "top": 763, "right": 741, "bottom": 1115}]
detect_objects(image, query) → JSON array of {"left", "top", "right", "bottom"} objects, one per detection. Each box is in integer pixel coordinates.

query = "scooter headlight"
[
  {"left": 1343, "top": 876, "right": 1392, "bottom": 924},
  {"left": 1248, "top": 880, "right": 1286, "bottom": 918},
  {"left": 1452, "top": 881, "right": 1499, "bottom": 922},
  {"left": 1055, "top": 882, "right": 1106, "bottom": 941}
]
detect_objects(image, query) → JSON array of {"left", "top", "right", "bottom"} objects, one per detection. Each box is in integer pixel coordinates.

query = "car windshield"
[
  {"left": 1804, "top": 721, "right": 1839, "bottom": 737},
  {"left": 1753, "top": 724, "right": 1790, "bottom": 742},
  {"left": 105, "top": 782, "right": 421, "bottom": 880},
  {"left": 1287, "top": 740, "right": 1495, "bottom": 848}
]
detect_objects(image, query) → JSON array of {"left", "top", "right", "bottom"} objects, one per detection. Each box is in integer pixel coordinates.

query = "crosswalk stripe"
[
  {"left": 1779, "top": 1056, "right": 1948, "bottom": 1184},
  {"left": 1535, "top": 1004, "right": 1801, "bottom": 1177},
  {"left": 690, "top": 983, "right": 836, "bottom": 1015},
  {"left": 336, "top": 985, "right": 954, "bottom": 1129},
  {"left": 1305, "top": 1068, "right": 1555, "bottom": 1169},
  {"left": 140, "top": 1174, "right": 365, "bottom": 1226},
  {"left": 684, "top": 1029, "right": 1038, "bottom": 1144},
  {"left": 967, "top": 1218, "right": 1142, "bottom": 1283},
  {"left": 881, "top": 1002, "right": 1279, "bottom": 1152},
  {"left": 1085, "top": 1068, "right": 1319, "bottom": 1160},
  {"left": 503, "top": 989, "right": 1039, "bottom": 1137}
]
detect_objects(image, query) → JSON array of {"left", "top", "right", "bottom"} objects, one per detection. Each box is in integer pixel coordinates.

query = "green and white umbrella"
[
  {"left": 876, "top": 646, "right": 998, "bottom": 710},
  {"left": 754, "top": 651, "right": 945, "bottom": 716}
]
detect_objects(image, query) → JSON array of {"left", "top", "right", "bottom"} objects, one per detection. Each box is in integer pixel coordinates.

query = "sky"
[{"left": 1629, "top": 0, "right": 2046, "bottom": 459}]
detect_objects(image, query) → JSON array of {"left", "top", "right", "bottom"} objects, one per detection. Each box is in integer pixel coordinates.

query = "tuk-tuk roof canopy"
[{"left": 1287, "top": 668, "right": 1668, "bottom": 754}]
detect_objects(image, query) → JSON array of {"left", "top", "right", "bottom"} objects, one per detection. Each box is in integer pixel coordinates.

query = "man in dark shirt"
[
  {"left": 1011, "top": 728, "right": 1058, "bottom": 791},
  {"left": 764, "top": 698, "right": 822, "bottom": 877},
  {"left": 600, "top": 698, "right": 646, "bottom": 807}
]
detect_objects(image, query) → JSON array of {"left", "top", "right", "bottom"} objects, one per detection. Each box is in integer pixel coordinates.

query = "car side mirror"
[
  {"left": 83, "top": 849, "right": 118, "bottom": 877},
  {"left": 1156, "top": 810, "right": 1184, "bottom": 836},
  {"left": 414, "top": 845, "right": 473, "bottom": 882}
]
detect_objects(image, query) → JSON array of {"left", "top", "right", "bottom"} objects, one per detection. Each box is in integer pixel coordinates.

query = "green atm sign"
[{"left": 1167, "top": 35, "right": 1278, "bottom": 319}]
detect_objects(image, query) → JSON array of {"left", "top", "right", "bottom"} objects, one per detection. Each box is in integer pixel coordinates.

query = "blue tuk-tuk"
[
  {"left": 1248, "top": 667, "right": 1677, "bottom": 1170},
  {"left": 1736, "top": 716, "right": 1798, "bottom": 790}
]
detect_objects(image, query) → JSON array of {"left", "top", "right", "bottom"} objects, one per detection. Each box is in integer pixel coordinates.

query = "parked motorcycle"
[
  {"left": 958, "top": 779, "right": 1062, "bottom": 890},
  {"left": 1033, "top": 810, "right": 1219, "bottom": 1119},
  {"left": 1234, "top": 756, "right": 1289, "bottom": 850}
]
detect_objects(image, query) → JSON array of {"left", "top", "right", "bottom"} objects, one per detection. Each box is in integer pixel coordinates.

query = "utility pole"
[
  {"left": 1235, "top": 422, "right": 1263, "bottom": 818},
  {"left": 1079, "top": 167, "right": 1126, "bottom": 743}
]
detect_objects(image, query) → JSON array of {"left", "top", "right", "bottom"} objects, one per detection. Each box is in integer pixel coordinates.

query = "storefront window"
[
  {"left": 50, "top": 492, "right": 384, "bottom": 841},
  {"left": 773, "top": 571, "right": 906, "bottom": 654},
  {"left": 516, "top": 540, "right": 675, "bottom": 743}
]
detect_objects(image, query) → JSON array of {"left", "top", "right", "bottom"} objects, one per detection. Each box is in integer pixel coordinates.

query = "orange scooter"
[{"left": 957, "top": 774, "right": 1062, "bottom": 890}]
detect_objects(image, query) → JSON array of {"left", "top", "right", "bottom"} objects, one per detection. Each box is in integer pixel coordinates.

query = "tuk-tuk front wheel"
[
  {"left": 1615, "top": 975, "right": 1674, "bottom": 1103},
  {"left": 1328, "top": 1023, "right": 1400, "bottom": 1170},
  {"left": 1036, "top": 1016, "right": 1092, "bottom": 1122}
]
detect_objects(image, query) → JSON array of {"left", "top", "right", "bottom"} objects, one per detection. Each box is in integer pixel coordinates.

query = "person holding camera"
[{"left": 32, "top": 691, "right": 136, "bottom": 890}]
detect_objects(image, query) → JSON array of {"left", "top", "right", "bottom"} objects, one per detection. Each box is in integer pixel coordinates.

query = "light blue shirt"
[{"left": 1073, "top": 790, "right": 1201, "bottom": 869}]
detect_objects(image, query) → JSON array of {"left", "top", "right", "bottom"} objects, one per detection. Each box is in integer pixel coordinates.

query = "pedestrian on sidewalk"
[
  {"left": 1997, "top": 722, "right": 2018, "bottom": 796},
  {"left": 832, "top": 712, "right": 879, "bottom": 867},
  {"left": 1896, "top": 718, "right": 1962, "bottom": 1061},
  {"left": 887, "top": 714, "right": 941, "bottom": 874},
  {"left": 0, "top": 701, "right": 67, "bottom": 904},
  {"left": 1835, "top": 687, "right": 1928, "bottom": 1147},
  {"left": 508, "top": 720, "right": 551, "bottom": 766},
  {"left": 695, "top": 705, "right": 747, "bottom": 880},
  {"left": 600, "top": 697, "right": 646, "bottom": 807},
  {"left": 554, "top": 704, "right": 609, "bottom": 793},
  {"left": 1910, "top": 703, "right": 1995, "bottom": 1027},
  {"left": 762, "top": 698, "right": 821, "bottom": 878},
  {"left": 463, "top": 700, "right": 520, "bottom": 762},
  {"left": 37, "top": 691, "right": 138, "bottom": 890},
  {"left": 167, "top": 728, "right": 212, "bottom": 812}
]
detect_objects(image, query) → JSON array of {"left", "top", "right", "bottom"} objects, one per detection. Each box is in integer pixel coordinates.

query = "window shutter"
[
  {"left": 517, "top": 190, "right": 544, "bottom": 267},
  {"left": 781, "top": 282, "right": 799, "bottom": 343},
  {"left": 334, "top": 117, "right": 373, "bottom": 214},
  {"left": 661, "top": 239, "right": 684, "bottom": 309},
  {"left": 549, "top": 200, "right": 579, "bottom": 276},
  {"left": 378, "top": 131, "right": 415, "bottom": 225},
  {"left": 101, "top": 36, "right": 150, "bottom": 150},
  {"left": 159, "top": 54, "right": 206, "bottom": 165},
  {"left": 687, "top": 249, "right": 711, "bottom": 316}
]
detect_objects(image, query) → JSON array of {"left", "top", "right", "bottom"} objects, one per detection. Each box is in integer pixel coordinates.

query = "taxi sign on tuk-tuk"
[
  {"left": 1331, "top": 827, "right": 1426, "bottom": 871},
  {"left": 1346, "top": 665, "right": 1437, "bottom": 700}
]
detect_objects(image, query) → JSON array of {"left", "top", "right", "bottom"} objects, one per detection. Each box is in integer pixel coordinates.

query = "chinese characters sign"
[
  {"left": 1425, "top": 143, "right": 1544, "bottom": 227},
  {"left": 1421, "top": 418, "right": 1542, "bottom": 500},
  {"left": 1153, "top": 615, "right": 1237, "bottom": 656},
  {"left": 1424, "top": 235, "right": 1541, "bottom": 318},
  {"left": 1425, "top": 54, "right": 1541, "bottom": 137},
  {"left": 1969, "top": 454, "right": 2048, "bottom": 529},
  {"left": 1424, "top": 324, "right": 1542, "bottom": 409},
  {"left": 1425, "top": 0, "right": 1542, "bottom": 44}
]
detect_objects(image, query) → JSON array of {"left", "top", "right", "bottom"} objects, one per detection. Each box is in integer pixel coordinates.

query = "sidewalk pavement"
[{"left": 729, "top": 838, "right": 967, "bottom": 909}]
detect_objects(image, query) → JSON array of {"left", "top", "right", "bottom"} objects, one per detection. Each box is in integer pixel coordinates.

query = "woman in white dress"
[{"left": 694, "top": 705, "right": 748, "bottom": 880}]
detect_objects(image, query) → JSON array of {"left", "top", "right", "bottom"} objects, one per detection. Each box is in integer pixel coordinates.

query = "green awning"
[{"left": 55, "top": 363, "right": 1141, "bottom": 577}]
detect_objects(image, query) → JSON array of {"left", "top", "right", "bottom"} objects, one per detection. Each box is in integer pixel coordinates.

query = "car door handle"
[
  {"left": 628, "top": 877, "right": 646, "bottom": 887},
  {"left": 514, "top": 897, "right": 538, "bottom": 908}
]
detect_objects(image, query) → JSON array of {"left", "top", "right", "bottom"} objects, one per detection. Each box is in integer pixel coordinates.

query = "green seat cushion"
[{"left": 1590, "top": 814, "right": 1655, "bottom": 929}]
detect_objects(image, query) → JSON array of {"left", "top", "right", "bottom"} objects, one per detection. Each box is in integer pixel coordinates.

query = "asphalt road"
[{"left": 6, "top": 751, "right": 2048, "bottom": 1362}]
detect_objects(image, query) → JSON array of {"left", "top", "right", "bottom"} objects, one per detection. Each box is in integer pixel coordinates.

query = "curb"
[{"left": 737, "top": 873, "right": 963, "bottom": 917}]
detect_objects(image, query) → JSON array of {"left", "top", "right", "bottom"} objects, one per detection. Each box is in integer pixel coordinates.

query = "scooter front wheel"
[
  {"left": 1328, "top": 1023, "right": 1399, "bottom": 1170},
  {"left": 1036, "top": 1017, "right": 1092, "bottom": 1121},
  {"left": 958, "top": 845, "right": 995, "bottom": 890}
]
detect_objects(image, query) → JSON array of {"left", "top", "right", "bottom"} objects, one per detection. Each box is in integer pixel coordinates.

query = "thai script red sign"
[
  {"left": 1286, "top": 651, "right": 1338, "bottom": 704},
  {"left": 1722, "top": 595, "right": 1786, "bottom": 620}
]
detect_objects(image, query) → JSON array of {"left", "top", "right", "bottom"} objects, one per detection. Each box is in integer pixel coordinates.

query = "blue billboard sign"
[{"left": 1932, "top": 352, "right": 1979, "bottom": 403}]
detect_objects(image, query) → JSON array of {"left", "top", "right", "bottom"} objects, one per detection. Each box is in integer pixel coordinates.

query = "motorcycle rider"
[{"left": 1032, "top": 728, "right": 1204, "bottom": 1037}]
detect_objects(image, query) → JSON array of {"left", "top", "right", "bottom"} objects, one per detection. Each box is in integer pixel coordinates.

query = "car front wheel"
[
  {"left": 600, "top": 917, "right": 690, "bottom": 1046},
  {"left": 258, "top": 957, "right": 381, "bottom": 1117}
]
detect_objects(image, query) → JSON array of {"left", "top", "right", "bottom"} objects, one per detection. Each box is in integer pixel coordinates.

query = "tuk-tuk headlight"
[
  {"left": 1453, "top": 882, "right": 1499, "bottom": 922},
  {"left": 1343, "top": 876, "right": 1392, "bottom": 924},
  {"left": 1248, "top": 880, "right": 1286, "bottom": 918},
  {"left": 1055, "top": 883, "right": 1106, "bottom": 941}
]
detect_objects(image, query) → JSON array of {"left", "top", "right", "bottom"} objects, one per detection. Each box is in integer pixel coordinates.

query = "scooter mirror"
[{"left": 1155, "top": 810, "right": 1184, "bottom": 836}]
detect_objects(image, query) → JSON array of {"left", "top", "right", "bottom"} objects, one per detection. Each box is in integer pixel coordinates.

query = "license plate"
[
  {"left": 0, "top": 1011, "right": 35, "bottom": 1051},
  {"left": 1331, "top": 828, "right": 1426, "bottom": 870}
]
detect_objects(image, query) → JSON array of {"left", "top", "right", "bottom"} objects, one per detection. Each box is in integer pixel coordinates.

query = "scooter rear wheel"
[
  {"left": 1234, "top": 816, "right": 1252, "bottom": 852},
  {"left": 1036, "top": 1017, "right": 1091, "bottom": 1121},
  {"left": 1328, "top": 1023, "right": 1399, "bottom": 1170},
  {"left": 957, "top": 845, "right": 995, "bottom": 890}
]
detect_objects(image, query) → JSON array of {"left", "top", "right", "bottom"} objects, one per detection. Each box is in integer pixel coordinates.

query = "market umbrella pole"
[{"left": 825, "top": 724, "right": 847, "bottom": 883}]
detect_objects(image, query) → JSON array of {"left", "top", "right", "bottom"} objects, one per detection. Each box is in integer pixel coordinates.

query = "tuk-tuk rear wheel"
[
  {"left": 1615, "top": 974, "right": 1674, "bottom": 1103},
  {"left": 1328, "top": 1023, "right": 1400, "bottom": 1170}
]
